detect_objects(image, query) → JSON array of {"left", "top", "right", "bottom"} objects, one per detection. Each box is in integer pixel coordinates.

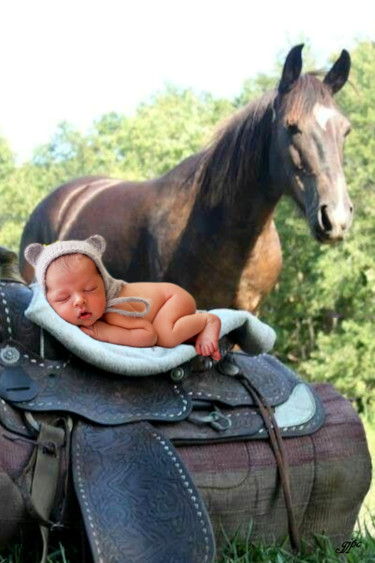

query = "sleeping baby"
[{"left": 24, "top": 235, "right": 221, "bottom": 361}]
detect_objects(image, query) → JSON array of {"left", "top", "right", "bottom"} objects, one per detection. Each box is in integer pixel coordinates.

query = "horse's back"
[{"left": 20, "top": 175, "right": 152, "bottom": 283}]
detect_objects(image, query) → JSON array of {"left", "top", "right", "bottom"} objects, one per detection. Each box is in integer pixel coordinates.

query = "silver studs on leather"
[{"left": 0, "top": 345, "right": 20, "bottom": 365}]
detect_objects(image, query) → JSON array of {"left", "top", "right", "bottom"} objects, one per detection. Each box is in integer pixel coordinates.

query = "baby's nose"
[{"left": 73, "top": 293, "right": 86, "bottom": 306}]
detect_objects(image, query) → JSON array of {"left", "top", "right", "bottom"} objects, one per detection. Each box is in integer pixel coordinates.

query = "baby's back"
[{"left": 117, "top": 282, "right": 191, "bottom": 322}]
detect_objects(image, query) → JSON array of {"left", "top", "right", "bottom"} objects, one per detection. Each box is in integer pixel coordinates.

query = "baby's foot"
[{"left": 195, "top": 314, "right": 221, "bottom": 361}]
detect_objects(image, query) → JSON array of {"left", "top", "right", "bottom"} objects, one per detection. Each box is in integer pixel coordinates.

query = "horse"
[{"left": 20, "top": 45, "right": 352, "bottom": 313}]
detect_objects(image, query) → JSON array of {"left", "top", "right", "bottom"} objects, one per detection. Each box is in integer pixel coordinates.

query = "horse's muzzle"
[{"left": 314, "top": 202, "right": 353, "bottom": 242}]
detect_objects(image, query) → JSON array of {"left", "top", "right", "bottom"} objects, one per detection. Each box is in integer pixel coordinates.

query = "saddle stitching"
[
  {"left": 74, "top": 438, "right": 105, "bottom": 563},
  {"left": 152, "top": 430, "right": 211, "bottom": 562},
  {"left": 23, "top": 384, "right": 189, "bottom": 421},
  {"left": 0, "top": 287, "right": 12, "bottom": 338}
]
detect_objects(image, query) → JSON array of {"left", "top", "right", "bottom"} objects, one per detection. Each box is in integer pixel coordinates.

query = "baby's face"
[{"left": 46, "top": 255, "right": 106, "bottom": 326}]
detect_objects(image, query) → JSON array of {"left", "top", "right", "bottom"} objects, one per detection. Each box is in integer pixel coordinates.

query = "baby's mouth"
[{"left": 78, "top": 311, "right": 92, "bottom": 320}]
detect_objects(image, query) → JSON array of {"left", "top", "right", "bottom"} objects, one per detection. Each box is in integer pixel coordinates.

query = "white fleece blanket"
[{"left": 25, "top": 284, "right": 277, "bottom": 376}]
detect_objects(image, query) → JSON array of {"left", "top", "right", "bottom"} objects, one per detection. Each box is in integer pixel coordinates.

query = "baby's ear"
[
  {"left": 86, "top": 234, "right": 106, "bottom": 255},
  {"left": 24, "top": 243, "right": 44, "bottom": 266}
]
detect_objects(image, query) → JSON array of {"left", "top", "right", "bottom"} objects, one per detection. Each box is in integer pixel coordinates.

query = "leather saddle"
[{"left": 0, "top": 279, "right": 325, "bottom": 562}]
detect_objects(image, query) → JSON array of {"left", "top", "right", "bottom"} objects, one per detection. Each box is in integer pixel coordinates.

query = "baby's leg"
[
  {"left": 194, "top": 314, "right": 221, "bottom": 361},
  {"left": 153, "top": 288, "right": 221, "bottom": 360},
  {"left": 152, "top": 289, "right": 202, "bottom": 347}
]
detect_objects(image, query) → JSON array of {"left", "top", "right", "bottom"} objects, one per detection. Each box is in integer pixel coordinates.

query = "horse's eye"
[
  {"left": 344, "top": 126, "right": 351, "bottom": 137},
  {"left": 287, "top": 124, "right": 301, "bottom": 136}
]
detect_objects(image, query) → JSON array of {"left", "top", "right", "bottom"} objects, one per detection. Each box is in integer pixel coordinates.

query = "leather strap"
[
  {"left": 238, "top": 375, "right": 302, "bottom": 553},
  {"left": 16, "top": 416, "right": 71, "bottom": 563}
]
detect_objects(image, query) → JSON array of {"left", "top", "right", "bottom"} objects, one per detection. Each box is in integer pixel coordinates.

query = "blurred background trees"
[{"left": 0, "top": 39, "right": 374, "bottom": 412}]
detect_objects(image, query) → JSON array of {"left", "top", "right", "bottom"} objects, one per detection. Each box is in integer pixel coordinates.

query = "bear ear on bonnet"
[
  {"left": 86, "top": 234, "right": 106, "bottom": 255},
  {"left": 24, "top": 243, "right": 44, "bottom": 267}
]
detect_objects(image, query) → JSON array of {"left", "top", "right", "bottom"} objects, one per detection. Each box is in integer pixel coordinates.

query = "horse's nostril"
[{"left": 319, "top": 205, "right": 332, "bottom": 232}]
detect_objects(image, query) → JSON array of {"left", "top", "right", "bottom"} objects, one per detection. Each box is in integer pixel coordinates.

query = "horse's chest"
[{"left": 235, "top": 222, "right": 282, "bottom": 313}]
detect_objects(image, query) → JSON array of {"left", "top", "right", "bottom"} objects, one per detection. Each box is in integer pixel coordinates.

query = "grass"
[
  {"left": 219, "top": 525, "right": 375, "bottom": 562},
  {"left": 1, "top": 521, "right": 374, "bottom": 563},
  {"left": 220, "top": 519, "right": 375, "bottom": 562}
]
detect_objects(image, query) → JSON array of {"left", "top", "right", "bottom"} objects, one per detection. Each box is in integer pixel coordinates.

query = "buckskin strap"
[{"left": 72, "top": 420, "right": 216, "bottom": 563}]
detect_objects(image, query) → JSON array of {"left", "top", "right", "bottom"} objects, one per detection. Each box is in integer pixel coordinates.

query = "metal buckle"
[
  {"left": 209, "top": 410, "right": 232, "bottom": 431},
  {"left": 189, "top": 407, "right": 232, "bottom": 432}
]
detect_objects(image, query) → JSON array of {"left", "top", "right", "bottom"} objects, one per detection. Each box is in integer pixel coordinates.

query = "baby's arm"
[{"left": 81, "top": 314, "right": 157, "bottom": 347}]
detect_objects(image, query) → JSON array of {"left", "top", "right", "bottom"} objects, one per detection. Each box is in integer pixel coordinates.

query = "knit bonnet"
[{"left": 24, "top": 235, "right": 149, "bottom": 317}]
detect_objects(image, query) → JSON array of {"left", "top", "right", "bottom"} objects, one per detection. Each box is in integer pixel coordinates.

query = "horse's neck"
[
  {"left": 157, "top": 123, "right": 282, "bottom": 308},
  {"left": 163, "top": 189, "right": 279, "bottom": 308}
]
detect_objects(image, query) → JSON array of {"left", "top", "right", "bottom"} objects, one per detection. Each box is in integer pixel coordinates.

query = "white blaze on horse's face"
[
  {"left": 311, "top": 102, "right": 353, "bottom": 240},
  {"left": 313, "top": 103, "right": 337, "bottom": 131}
]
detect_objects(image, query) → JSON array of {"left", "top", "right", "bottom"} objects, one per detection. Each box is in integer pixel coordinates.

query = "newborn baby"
[{"left": 24, "top": 235, "right": 222, "bottom": 361}]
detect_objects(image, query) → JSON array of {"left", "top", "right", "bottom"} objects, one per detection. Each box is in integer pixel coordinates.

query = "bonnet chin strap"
[{"left": 104, "top": 296, "right": 150, "bottom": 318}]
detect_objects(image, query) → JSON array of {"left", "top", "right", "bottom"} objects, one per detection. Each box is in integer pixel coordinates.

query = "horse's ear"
[
  {"left": 86, "top": 234, "right": 106, "bottom": 255},
  {"left": 278, "top": 44, "right": 304, "bottom": 95},
  {"left": 323, "top": 49, "right": 351, "bottom": 94},
  {"left": 24, "top": 243, "right": 44, "bottom": 266}
]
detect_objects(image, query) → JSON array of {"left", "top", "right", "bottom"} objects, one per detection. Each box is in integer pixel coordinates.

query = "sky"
[{"left": 0, "top": 0, "right": 374, "bottom": 163}]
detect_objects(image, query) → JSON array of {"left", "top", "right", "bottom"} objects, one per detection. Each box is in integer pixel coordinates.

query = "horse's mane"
[
  {"left": 197, "top": 73, "right": 333, "bottom": 208},
  {"left": 197, "top": 91, "right": 275, "bottom": 208}
]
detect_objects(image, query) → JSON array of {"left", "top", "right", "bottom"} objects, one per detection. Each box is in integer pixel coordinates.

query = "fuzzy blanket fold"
[{"left": 25, "top": 284, "right": 277, "bottom": 376}]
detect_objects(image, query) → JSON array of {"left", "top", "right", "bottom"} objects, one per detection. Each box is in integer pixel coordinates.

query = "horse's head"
[{"left": 270, "top": 44, "right": 352, "bottom": 242}]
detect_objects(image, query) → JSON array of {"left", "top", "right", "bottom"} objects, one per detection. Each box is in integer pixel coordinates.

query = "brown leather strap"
[{"left": 239, "top": 376, "right": 301, "bottom": 553}]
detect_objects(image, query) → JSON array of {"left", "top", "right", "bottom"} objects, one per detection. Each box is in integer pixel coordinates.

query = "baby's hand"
[{"left": 80, "top": 321, "right": 107, "bottom": 341}]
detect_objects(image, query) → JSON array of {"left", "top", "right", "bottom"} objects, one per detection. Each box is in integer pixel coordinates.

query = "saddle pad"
[
  {"left": 25, "top": 284, "right": 276, "bottom": 376},
  {"left": 72, "top": 420, "right": 216, "bottom": 563}
]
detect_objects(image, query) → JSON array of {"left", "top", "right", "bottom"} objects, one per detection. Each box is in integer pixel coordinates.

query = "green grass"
[
  {"left": 219, "top": 524, "right": 375, "bottom": 562},
  {"left": 1, "top": 522, "right": 374, "bottom": 563},
  {"left": 221, "top": 525, "right": 375, "bottom": 562}
]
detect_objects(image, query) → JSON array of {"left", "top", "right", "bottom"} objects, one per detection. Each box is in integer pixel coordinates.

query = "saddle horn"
[{"left": 0, "top": 247, "right": 26, "bottom": 284}]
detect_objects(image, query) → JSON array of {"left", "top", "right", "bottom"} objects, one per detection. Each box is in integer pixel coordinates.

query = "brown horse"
[{"left": 20, "top": 45, "right": 352, "bottom": 312}]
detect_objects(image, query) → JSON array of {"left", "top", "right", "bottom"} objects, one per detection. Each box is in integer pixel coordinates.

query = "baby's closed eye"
[
  {"left": 84, "top": 286, "right": 98, "bottom": 293},
  {"left": 55, "top": 295, "right": 70, "bottom": 303}
]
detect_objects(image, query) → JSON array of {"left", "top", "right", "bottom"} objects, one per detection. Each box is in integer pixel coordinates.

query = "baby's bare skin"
[
  {"left": 46, "top": 256, "right": 221, "bottom": 360},
  {"left": 103, "top": 282, "right": 222, "bottom": 360}
]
